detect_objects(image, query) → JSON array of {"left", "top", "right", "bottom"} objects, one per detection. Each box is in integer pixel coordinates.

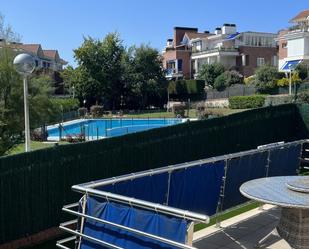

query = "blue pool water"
[{"left": 47, "top": 118, "right": 183, "bottom": 140}]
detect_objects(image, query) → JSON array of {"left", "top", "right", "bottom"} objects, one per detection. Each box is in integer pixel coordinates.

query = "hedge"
[
  {"left": 0, "top": 104, "right": 308, "bottom": 245},
  {"left": 229, "top": 95, "right": 266, "bottom": 109},
  {"left": 168, "top": 80, "right": 205, "bottom": 99}
]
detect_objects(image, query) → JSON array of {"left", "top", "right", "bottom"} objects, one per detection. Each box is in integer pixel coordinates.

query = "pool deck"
[{"left": 193, "top": 204, "right": 291, "bottom": 249}]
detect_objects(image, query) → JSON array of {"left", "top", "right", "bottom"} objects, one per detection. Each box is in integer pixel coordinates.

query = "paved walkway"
[{"left": 193, "top": 205, "right": 291, "bottom": 249}]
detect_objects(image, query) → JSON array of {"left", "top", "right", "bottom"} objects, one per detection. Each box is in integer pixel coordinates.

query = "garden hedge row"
[
  {"left": 229, "top": 95, "right": 266, "bottom": 109},
  {"left": 168, "top": 80, "right": 205, "bottom": 100},
  {"left": 0, "top": 104, "right": 308, "bottom": 245}
]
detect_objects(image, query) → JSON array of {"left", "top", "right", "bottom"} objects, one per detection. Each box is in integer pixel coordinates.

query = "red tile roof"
[
  {"left": 43, "top": 49, "right": 57, "bottom": 59},
  {"left": 290, "top": 10, "right": 309, "bottom": 22},
  {"left": 13, "top": 44, "right": 41, "bottom": 54}
]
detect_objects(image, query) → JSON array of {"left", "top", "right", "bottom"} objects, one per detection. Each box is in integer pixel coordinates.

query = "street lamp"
[{"left": 13, "top": 53, "right": 35, "bottom": 152}]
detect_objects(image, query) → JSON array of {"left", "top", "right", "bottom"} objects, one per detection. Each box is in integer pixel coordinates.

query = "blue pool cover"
[{"left": 80, "top": 197, "right": 188, "bottom": 249}]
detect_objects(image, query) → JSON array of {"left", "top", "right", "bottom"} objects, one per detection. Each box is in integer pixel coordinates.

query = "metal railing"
[
  {"left": 57, "top": 139, "right": 307, "bottom": 249},
  {"left": 192, "top": 47, "right": 238, "bottom": 55}
]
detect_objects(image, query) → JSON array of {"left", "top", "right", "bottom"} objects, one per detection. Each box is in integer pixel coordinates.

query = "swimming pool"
[{"left": 47, "top": 118, "right": 183, "bottom": 141}]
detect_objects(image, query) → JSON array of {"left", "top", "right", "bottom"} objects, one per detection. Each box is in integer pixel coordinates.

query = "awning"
[
  {"left": 281, "top": 60, "right": 302, "bottom": 71},
  {"left": 224, "top": 32, "right": 240, "bottom": 41}
]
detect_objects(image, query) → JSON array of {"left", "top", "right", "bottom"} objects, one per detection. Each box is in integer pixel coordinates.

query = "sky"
[{"left": 1, "top": 0, "right": 308, "bottom": 67}]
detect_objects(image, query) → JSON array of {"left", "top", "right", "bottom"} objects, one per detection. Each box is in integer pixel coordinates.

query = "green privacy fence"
[{"left": 0, "top": 104, "right": 308, "bottom": 245}]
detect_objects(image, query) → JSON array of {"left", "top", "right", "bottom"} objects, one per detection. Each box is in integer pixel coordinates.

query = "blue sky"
[{"left": 1, "top": 0, "right": 308, "bottom": 67}]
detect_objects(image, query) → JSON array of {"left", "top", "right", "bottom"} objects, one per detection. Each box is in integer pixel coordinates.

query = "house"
[
  {"left": 162, "top": 25, "right": 278, "bottom": 79},
  {"left": 190, "top": 24, "right": 278, "bottom": 78},
  {"left": 278, "top": 10, "right": 309, "bottom": 72},
  {"left": 162, "top": 27, "right": 212, "bottom": 80},
  {"left": 0, "top": 39, "right": 68, "bottom": 94}
]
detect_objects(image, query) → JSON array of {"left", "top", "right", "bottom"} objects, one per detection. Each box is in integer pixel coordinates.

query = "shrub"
[
  {"left": 244, "top": 76, "right": 255, "bottom": 85},
  {"left": 214, "top": 70, "right": 243, "bottom": 90},
  {"left": 276, "top": 77, "right": 289, "bottom": 87},
  {"left": 229, "top": 95, "right": 266, "bottom": 109},
  {"left": 78, "top": 107, "right": 87, "bottom": 117},
  {"left": 172, "top": 103, "right": 187, "bottom": 117},
  {"left": 197, "top": 63, "right": 225, "bottom": 87},
  {"left": 90, "top": 105, "right": 104, "bottom": 117},
  {"left": 195, "top": 102, "right": 206, "bottom": 119},
  {"left": 295, "top": 63, "right": 308, "bottom": 80},
  {"left": 214, "top": 73, "right": 226, "bottom": 90},
  {"left": 298, "top": 90, "right": 309, "bottom": 103},
  {"left": 255, "top": 65, "right": 278, "bottom": 93}
]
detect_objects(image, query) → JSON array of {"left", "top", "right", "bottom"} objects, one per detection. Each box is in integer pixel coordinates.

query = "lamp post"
[
  {"left": 289, "top": 65, "right": 292, "bottom": 95},
  {"left": 13, "top": 53, "right": 35, "bottom": 152},
  {"left": 72, "top": 85, "right": 75, "bottom": 99}
]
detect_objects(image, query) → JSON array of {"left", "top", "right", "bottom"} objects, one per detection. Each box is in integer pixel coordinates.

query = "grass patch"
[
  {"left": 194, "top": 201, "right": 260, "bottom": 232},
  {"left": 5, "top": 141, "right": 67, "bottom": 155}
]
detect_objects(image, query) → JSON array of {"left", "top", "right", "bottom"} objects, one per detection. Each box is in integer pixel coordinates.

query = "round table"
[{"left": 240, "top": 176, "right": 309, "bottom": 249}]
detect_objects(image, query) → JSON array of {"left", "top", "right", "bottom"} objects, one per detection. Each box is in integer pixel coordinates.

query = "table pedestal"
[{"left": 277, "top": 208, "right": 309, "bottom": 249}]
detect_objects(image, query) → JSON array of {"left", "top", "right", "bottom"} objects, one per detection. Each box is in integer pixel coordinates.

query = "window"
[
  {"left": 257, "top": 57, "right": 265, "bottom": 67},
  {"left": 177, "top": 59, "right": 183, "bottom": 72},
  {"left": 42, "top": 61, "right": 46, "bottom": 68},
  {"left": 35, "top": 60, "right": 39, "bottom": 67},
  {"left": 242, "top": 54, "right": 249, "bottom": 66},
  {"left": 282, "top": 42, "right": 287, "bottom": 49}
]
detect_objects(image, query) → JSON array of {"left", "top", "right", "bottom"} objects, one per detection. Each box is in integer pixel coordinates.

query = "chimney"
[
  {"left": 215, "top": 27, "right": 222, "bottom": 35},
  {"left": 166, "top": 39, "right": 173, "bottom": 47},
  {"left": 173, "top": 27, "right": 198, "bottom": 46},
  {"left": 222, "top": 24, "right": 237, "bottom": 35}
]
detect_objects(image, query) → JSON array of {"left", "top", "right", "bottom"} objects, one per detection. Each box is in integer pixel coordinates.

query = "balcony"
[
  {"left": 165, "top": 68, "right": 183, "bottom": 79},
  {"left": 192, "top": 47, "right": 239, "bottom": 56}
]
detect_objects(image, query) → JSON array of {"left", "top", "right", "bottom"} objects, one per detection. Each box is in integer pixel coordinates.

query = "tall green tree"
[
  {"left": 73, "top": 33, "right": 125, "bottom": 108},
  {"left": 125, "top": 44, "right": 167, "bottom": 108}
]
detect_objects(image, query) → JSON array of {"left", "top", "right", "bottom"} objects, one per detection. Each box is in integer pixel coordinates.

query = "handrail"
[
  {"left": 76, "top": 139, "right": 306, "bottom": 189},
  {"left": 72, "top": 185, "right": 209, "bottom": 223},
  {"left": 62, "top": 206, "right": 197, "bottom": 249}
]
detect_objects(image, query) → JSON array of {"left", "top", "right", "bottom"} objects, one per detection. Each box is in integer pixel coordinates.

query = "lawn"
[
  {"left": 105, "top": 108, "right": 247, "bottom": 119},
  {"left": 5, "top": 141, "right": 67, "bottom": 155},
  {"left": 194, "top": 201, "right": 259, "bottom": 232}
]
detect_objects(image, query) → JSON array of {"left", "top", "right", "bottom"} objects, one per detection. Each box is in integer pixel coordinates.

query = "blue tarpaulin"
[
  {"left": 268, "top": 144, "right": 301, "bottom": 176},
  {"left": 99, "top": 161, "right": 225, "bottom": 215},
  {"left": 100, "top": 173, "right": 169, "bottom": 204},
  {"left": 281, "top": 60, "right": 302, "bottom": 71},
  {"left": 80, "top": 197, "right": 188, "bottom": 249},
  {"left": 222, "top": 152, "right": 268, "bottom": 210},
  {"left": 168, "top": 161, "right": 225, "bottom": 215}
]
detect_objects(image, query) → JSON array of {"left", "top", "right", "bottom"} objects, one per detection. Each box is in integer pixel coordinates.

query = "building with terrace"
[
  {"left": 162, "top": 25, "right": 278, "bottom": 79},
  {"left": 277, "top": 10, "right": 309, "bottom": 72},
  {"left": 0, "top": 40, "right": 68, "bottom": 72},
  {"left": 0, "top": 39, "right": 68, "bottom": 94}
]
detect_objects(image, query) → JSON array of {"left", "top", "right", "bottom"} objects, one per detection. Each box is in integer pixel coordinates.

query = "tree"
[
  {"left": 0, "top": 48, "right": 57, "bottom": 155},
  {"left": 197, "top": 63, "right": 225, "bottom": 87},
  {"left": 0, "top": 13, "right": 21, "bottom": 42},
  {"left": 214, "top": 70, "right": 243, "bottom": 90},
  {"left": 295, "top": 63, "right": 308, "bottom": 81},
  {"left": 73, "top": 33, "right": 125, "bottom": 108},
  {"left": 125, "top": 44, "right": 167, "bottom": 108},
  {"left": 254, "top": 65, "right": 278, "bottom": 93}
]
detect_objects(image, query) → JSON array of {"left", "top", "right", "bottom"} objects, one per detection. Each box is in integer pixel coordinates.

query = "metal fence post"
[{"left": 215, "top": 159, "right": 229, "bottom": 228}]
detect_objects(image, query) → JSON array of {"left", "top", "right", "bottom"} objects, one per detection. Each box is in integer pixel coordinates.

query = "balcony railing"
[
  {"left": 192, "top": 47, "right": 238, "bottom": 55},
  {"left": 165, "top": 68, "right": 183, "bottom": 78}
]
